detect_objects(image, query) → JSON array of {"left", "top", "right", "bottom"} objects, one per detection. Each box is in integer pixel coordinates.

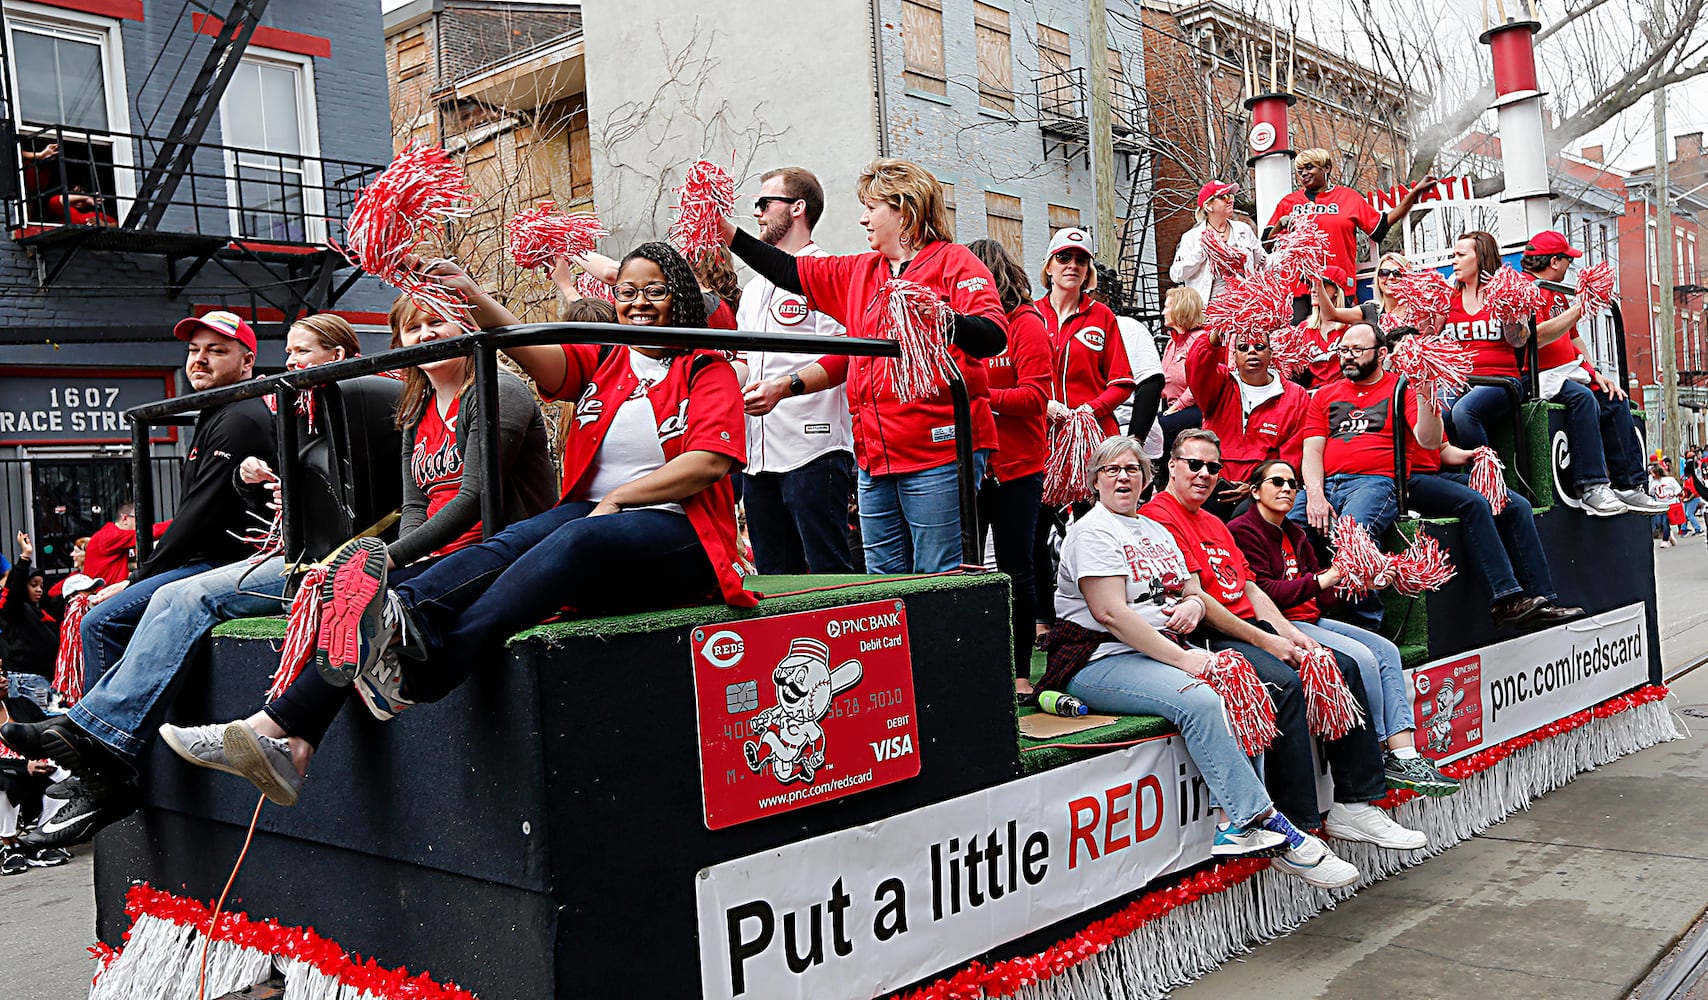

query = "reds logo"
[
  {"left": 771, "top": 295, "right": 809, "bottom": 326},
  {"left": 1076, "top": 326, "right": 1106, "bottom": 351},
  {"left": 1202, "top": 543, "right": 1243, "bottom": 600},
  {"left": 657, "top": 397, "right": 692, "bottom": 442},
  {"left": 574, "top": 382, "right": 603, "bottom": 428}
]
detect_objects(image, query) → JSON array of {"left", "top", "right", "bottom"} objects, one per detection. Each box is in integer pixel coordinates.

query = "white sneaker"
[
  {"left": 1615, "top": 488, "right": 1671, "bottom": 514},
  {"left": 1325, "top": 802, "right": 1428, "bottom": 850},
  {"left": 1272, "top": 833, "right": 1360, "bottom": 889},
  {"left": 1578, "top": 484, "right": 1628, "bottom": 517}
]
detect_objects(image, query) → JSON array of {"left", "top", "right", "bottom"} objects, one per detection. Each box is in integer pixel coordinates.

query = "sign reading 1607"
[
  {"left": 50, "top": 386, "right": 123, "bottom": 408},
  {"left": 0, "top": 372, "right": 175, "bottom": 444}
]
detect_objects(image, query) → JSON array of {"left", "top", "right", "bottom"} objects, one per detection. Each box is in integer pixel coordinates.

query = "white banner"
[
  {"left": 1409, "top": 603, "right": 1651, "bottom": 764},
  {"left": 697, "top": 736, "right": 1219, "bottom": 1000}
]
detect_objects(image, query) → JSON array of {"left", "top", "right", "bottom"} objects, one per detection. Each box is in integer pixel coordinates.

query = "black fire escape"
[{"left": 0, "top": 0, "right": 385, "bottom": 331}]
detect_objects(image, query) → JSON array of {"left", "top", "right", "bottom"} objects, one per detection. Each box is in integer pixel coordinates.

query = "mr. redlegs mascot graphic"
[{"left": 743, "top": 637, "right": 863, "bottom": 785}]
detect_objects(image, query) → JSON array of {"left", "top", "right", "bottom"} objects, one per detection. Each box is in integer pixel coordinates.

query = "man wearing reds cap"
[
  {"left": 1170, "top": 181, "right": 1264, "bottom": 305},
  {"left": 1519, "top": 231, "right": 1669, "bottom": 519}
]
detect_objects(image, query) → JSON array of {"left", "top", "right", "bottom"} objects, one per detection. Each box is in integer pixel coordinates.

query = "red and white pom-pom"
[
  {"left": 1386, "top": 267, "right": 1454, "bottom": 335},
  {"left": 267, "top": 566, "right": 328, "bottom": 702},
  {"left": 1388, "top": 332, "right": 1473, "bottom": 402},
  {"left": 331, "top": 143, "right": 476, "bottom": 326},
  {"left": 1468, "top": 445, "right": 1508, "bottom": 514},
  {"left": 51, "top": 593, "right": 92, "bottom": 707},
  {"left": 668, "top": 159, "right": 736, "bottom": 266},
  {"left": 1267, "top": 323, "right": 1318, "bottom": 380},
  {"left": 575, "top": 270, "right": 615, "bottom": 304},
  {"left": 1200, "top": 227, "right": 1248, "bottom": 281},
  {"left": 506, "top": 201, "right": 608, "bottom": 272},
  {"left": 1042, "top": 407, "right": 1105, "bottom": 506},
  {"left": 1201, "top": 648, "right": 1278, "bottom": 756},
  {"left": 1481, "top": 265, "right": 1544, "bottom": 328},
  {"left": 1298, "top": 645, "right": 1365, "bottom": 740},
  {"left": 1329, "top": 515, "right": 1390, "bottom": 600},
  {"left": 870, "top": 279, "right": 958, "bottom": 401},
  {"left": 1576, "top": 261, "right": 1616, "bottom": 316},
  {"left": 1390, "top": 531, "right": 1456, "bottom": 596},
  {"left": 1268, "top": 216, "right": 1331, "bottom": 281},
  {"left": 1204, "top": 268, "right": 1295, "bottom": 340}
]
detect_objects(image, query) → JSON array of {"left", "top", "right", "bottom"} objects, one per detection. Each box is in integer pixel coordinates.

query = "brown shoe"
[
  {"left": 1490, "top": 594, "right": 1546, "bottom": 629},
  {"left": 1521, "top": 602, "right": 1585, "bottom": 628}
]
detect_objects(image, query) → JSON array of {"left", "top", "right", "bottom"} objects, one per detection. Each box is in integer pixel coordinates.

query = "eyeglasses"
[
  {"left": 1173, "top": 457, "right": 1224, "bottom": 475},
  {"left": 613, "top": 282, "right": 671, "bottom": 303},
  {"left": 1334, "top": 344, "right": 1378, "bottom": 357},
  {"left": 1097, "top": 463, "right": 1146, "bottom": 479},
  {"left": 1261, "top": 476, "right": 1301, "bottom": 490},
  {"left": 1376, "top": 268, "right": 1405, "bottom": 279},
  {"left": 1232, "top": 341, "right": 1270, "bottom": 353},
  {"left": 754, "top": 196, "right": 802, "bottom": 212}
]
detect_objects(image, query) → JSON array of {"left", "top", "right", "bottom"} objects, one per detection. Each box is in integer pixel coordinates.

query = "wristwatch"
[{"left": 787, "top": 373, "right": 806, "bottom": 396}]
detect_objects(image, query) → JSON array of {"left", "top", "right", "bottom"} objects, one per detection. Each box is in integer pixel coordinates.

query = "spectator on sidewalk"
[
  {"left": 1651, "top": 462, "right": 1685, "bottom": 548},
  {"left": 0, "top": 668, "right": 72, "bottom": 875},
  {"left": 1, "top": 533, "right": 58, "bottom": 711}
]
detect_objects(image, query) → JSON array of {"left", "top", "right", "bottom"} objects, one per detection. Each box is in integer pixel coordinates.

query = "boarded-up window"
[
  {"left": 1048, "top": 203, "right": 1081, "bottom": 239},
  {"left": 974, "top": 3, "right": 1013, "bottom": 114},
  {"left": 397, "top": 35, "right": 428, "bottom": 79},
  {"left": 1037, "top": 24, "right": 1072, "bottom": 117},
  {"left": 941, "top": 181, "right": 957, "bottom": 236},
  {"left": 902, "top": 0, "right": 946, "bottom": 96},
  {"left": 1106, "top": 48, "right": 1128, "bottom": 125},
  {"left": 567, "top": 106, "right": 593, "bottom": 204},
  {"left": 986, "top": 191, "right": 1023, "bottom": 261}
]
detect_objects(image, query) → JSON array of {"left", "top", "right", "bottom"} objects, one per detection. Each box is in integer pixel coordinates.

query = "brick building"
[
  {"left": 1624, "top": 135, "right": 1708, "bottom": 443},
  {"left": 0, "top": 0, "right": 394, "bottom": 570},
  {"left": 1140, "top": 0, "right": 1414, "bottom": 292}
]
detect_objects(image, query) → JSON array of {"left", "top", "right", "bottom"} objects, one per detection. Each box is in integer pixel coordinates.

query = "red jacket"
[
  {"left": 985, "top": 303, "right": 1052, "bottom": 481},
  {"left": 1184, "top": 335, "right": 1310, "bottom": 484},
  {"left": 1036, "top": 295, "right": 1134, "bottom": 436}
]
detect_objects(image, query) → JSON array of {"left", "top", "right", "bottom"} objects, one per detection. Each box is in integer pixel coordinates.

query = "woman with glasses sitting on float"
[{"left": 1229, "top": 458, "right": 1460, "bottom": 797}]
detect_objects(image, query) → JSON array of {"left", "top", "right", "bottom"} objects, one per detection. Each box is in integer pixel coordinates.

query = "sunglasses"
[
  {"left": 1232, "top": 341, "right": 1270, "bottom": 353},
  {"left": 754, "top": 196, "right": 803, "bottom": 212},
  {"left": 1052, "top": 249, "right": 1090, "bottom": 264},
  {"left": 1376, "top": 268, "right": 1405, "bottom": 279},
  {"left": 1097, "top": 463, "right": 1146, "bottom": 478},
  {"left": 612, "top": 282, "right": 671, "bottom": 303},
  {"left": 1174, "top": 457, "right": 1223, "bottom": 475},
  {"left": 1261, "top": 476, "right": 1301, "bottom": 490}
]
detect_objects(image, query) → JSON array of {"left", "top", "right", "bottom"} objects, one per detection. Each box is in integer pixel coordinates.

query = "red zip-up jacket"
[
  {"left": 1185, "top": 334, "right": 1310, "bottom": 483},
  {"left": 1035, "top": 294, "right": 1134, "bottom": 436},
  {"left": 985, "top": 303, "right": 1051, "bottom": 481}
]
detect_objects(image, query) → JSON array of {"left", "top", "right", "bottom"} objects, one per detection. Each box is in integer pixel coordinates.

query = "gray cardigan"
[{"left": 389, "top": 370, "right": 558, "bottom": 566}]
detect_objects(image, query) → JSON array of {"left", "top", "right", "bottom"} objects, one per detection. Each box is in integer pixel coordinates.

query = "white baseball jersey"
[{"left": 735, "top": 242, "right": 854, "bottom": 474}]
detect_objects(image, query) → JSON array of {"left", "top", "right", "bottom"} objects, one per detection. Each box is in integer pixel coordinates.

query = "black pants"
[
  {"left": 742, "top": 451, "right": 856, "bottom": 574},
  {"left": 1204, "top": 621, "right": 1386, "bottom": 826},
  {"left": 978, "top": 473, "right": 1042, "bottom": 679}
]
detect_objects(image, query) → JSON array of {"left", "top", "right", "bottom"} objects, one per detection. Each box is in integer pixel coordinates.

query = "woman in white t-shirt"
[{"left": 1038, "top": 436, "right": 1356, "bottom": 882}]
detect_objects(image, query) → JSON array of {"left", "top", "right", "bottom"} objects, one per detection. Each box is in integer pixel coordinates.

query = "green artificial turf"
[{"left": 1017, "top": 649, "right": 1178, "bottom": 775}]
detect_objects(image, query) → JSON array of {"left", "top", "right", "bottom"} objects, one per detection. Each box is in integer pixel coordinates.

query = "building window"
[
  {"left": 1690, "top": 232, "right": 1698, "bottom": 282},
  {"left": 986, "top": 190, "right": 1023, "bottom": 261},
  {"left": 941, "top": 181, "right": 957, "bottom": 236},
  {"left": 1649, "top": 220, "right": 1658, "bottom": 280},
  {"left": 1106, "top": 47, "right": 1129, "bottom": 126},
  {"left": 901, "top": 0, "right": 946, "bottom": 97},
  {"left": 1048, "top": 203, "right": 1081, "bottom": 239},
  {"left": 1598, "top": 223, "right": 1610, "bottom": 262},
  {"left": 396, "top": 33, "right": 428, "bottom": 80},
  {"left": 219, "top": 51, "right": 324, "bottom": 243},
  {"left": 974, "top": 3, "right": 1013, "bottom": 114},
  {"left": 1037, "top": 23, "right": 1073, "bottom": 118}
]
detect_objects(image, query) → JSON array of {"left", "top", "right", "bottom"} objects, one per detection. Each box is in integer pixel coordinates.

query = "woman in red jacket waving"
[
  {"left": 969, "top": 238, "right": 1051, "bottom": 692},
  {"left": 724, "top": 159, "right": 1006, "bottom": 574}
]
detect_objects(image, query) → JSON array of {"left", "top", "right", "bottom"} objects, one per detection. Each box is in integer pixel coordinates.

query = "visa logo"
[{"left": 870, "top": 734, "right": 914, "bottom": 761}]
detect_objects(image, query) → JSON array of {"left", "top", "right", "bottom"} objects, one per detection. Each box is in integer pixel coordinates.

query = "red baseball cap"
[
  {"left": 173, "top": 310, "right": 258, "bottom": 354},
  {"left": 1197, "top": 181, "right": 1238, "bottom": 208},
  {"left": 1525, "top": 230, "right": 1582, "bottom": 258},
  {"left": 1291, "top": 265, "right": 1354, "bottom": 299}
]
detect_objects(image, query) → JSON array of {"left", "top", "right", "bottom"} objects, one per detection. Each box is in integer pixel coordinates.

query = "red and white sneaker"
[{"left": 314, "top": 537, "right": 392, "bottom": 687}]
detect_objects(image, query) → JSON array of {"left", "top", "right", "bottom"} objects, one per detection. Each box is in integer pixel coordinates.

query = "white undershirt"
[
  {"left": 1236, "top": 372, "right": 1285, "bottom": 424},
  {"left": 576, "top": 353, "right": 682, "bottom": 514}
]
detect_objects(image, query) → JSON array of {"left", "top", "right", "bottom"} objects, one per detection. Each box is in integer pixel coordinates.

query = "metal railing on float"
[{"left": 123, "top": 323, "right": 983, "bottom": 571}]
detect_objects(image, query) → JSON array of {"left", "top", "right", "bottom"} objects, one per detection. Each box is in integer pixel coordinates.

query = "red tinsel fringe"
[
  {"left": 1468, "top": 446, "right": 1508, "bottom": 514},
  {"left": 1200, "top": 228, "right": 1247, "bottom": 281},
  {"left": 1482, "top": 265, "right": 1543, "bottom": 328},
  {"left": 1385, "top": 267, "right": 1453, "bottom": 336},
  {"left": 1298, "top": 645, "right": 1364, "bottom": 740},
  {"left": 1576, "top": 261, "right": 1616, "bottom": 316},
  {"left": 668, "top": 159, "right": 736, "bottom": 266},
  {"left": 899, "top": 684, "right": 1670, "bottom": 1000},
  {"left": 1268, "top": 217, "right": 1331, "bottom": 282},
  {"left": 51, "top": 592, "right": 91, "bottom": 706},
  {"left": 1042, "top": 407, "right": 1103, "bottom": 506},
  {"left": 507, "top": 201, "right": 608, "bottom": 272},
  {"left": 1202, "top": 649, "right": 1277, "bottom": 756},
  {"left": 870, "top": 279, "right": 959, "bottom": 402},
  {"left": 1329, "top": 515, "right": 1389, "bottom": 600},
  {"left": 102, "top": 884, "right": 478, "bottom": 1000},
  {"left": 1388, "top": 332, "right": 1473, "bottom": 403},
  {"left": 268, "top": 566, "right": 328, "bottom": 702}
]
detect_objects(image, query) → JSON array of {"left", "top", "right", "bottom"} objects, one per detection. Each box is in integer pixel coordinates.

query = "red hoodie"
[
  {"left": 1035, "top": 294, "right": 1134, "bottom": 436},
  {"left": 985, "top": 303, "right": 1052, "bottom": 481},
  {"left": 1184, "top": 335, "right": 1311, "bottom": 483}
]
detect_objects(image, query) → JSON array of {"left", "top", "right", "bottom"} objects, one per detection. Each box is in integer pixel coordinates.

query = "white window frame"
[
  {"left": 3, "top": 0, "right": 136, "bottom": 212},
  {"left": 217, "top": 46, "right": 325, "bottom": 243}
]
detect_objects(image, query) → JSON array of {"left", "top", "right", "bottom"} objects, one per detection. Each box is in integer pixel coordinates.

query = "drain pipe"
[{"left": 871, "top": 0, "right": 891, "bottom": 157}]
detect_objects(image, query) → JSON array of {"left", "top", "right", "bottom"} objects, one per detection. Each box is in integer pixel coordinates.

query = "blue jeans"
[
  {"left": 1682, "top": 497, "right": 1702, "bottom": 534},
  {"left": 857, "top": 451, "right": 988, "bottom": 574},
  {"left": 1065, "top": 652, "right": 1274, "bottom": 827},
  {"left": 743, "top": 451, "right": 855, "bottom": 574},
  {"left": 1296, "top": 618, "right": 1412, "bottom": 743},
  {"left": 1407, "top": 473, "right": 1555, "bottom": 606},
  {"left": 395, "top": 502, "right": 715, "bottom": 702},
  {"left": 1445, "top": 378, "right": 1519, "bottom": 449},
  {"left": 79, "top": 562, "right": 215, "bottom": 687},
  {"left": 9, "top": 672, "right": 54, "bottom": 712},
  {"left": 1290, "top": 473, "right": 1399, "bottom": 628},
  {"left": 977, "top": 472, "right": 1042, "bottom": 678},
  {"left": 1553, "top": 380, "right": 1647, "bottom": 490},
  {"left": 68, "top": 556, "right": 290, "bottom": 758}
]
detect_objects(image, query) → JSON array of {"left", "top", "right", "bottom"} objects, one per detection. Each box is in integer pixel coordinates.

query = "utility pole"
[
  {"left": 1654, "top": 1, "right": 1683, "bottom": 466},
  {"left": 1087, "top": 0, "right": 1118, "bottom": 270}
]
